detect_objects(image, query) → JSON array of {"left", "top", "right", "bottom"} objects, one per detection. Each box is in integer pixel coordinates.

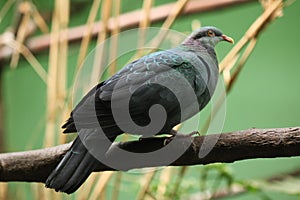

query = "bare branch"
[{"left": 0, "top": 127, "right": 299, "bottom": 183}]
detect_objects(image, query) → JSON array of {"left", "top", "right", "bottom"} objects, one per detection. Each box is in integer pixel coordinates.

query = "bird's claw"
[
  {"left": 163, "top": 130, "right": 200, "bottom": 145},
  {"left": 186, "top": 131, "right": 201, "bottom": 137},
  {"left": 139, "top": 136, "right": 155, "bottom": 141},
  {"left": 169, "top": 130, "right": 200, "bottom": 137},
  {"left": 163, "top": 136, "right": 173, "bottom": 146}
]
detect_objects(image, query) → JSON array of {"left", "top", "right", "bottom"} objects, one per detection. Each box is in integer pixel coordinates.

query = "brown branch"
[
  {"left": 0, "top": 0, "right": 255, "bottom": 60},
  {"left": 0, "top": 127, "right": 299, "bottom": 183}
]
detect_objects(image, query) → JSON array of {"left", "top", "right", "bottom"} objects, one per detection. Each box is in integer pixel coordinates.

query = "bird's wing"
[
  {"left": 99, "top": 50, "right": 207, "bottom": 133},
  {"left": 63, "top": 49, "right": 205, "bottom": 135},
  {"left": 62, "top": 83, "right": 103, "bottom": 131},
  {"left": 99, "top": 50, "right": 187, "bottom": 100}
]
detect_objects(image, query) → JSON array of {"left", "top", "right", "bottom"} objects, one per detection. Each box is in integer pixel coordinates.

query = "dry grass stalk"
[
  {"left": 10, "top": 2, "right": 31, "bottom": 68},
  {"left": 170, "top": 166, "right": 188, "bottom": 198},
  {"left": 227, "top": 38, "right": 257, "bottom": 91},
  {"left": 145, "top": 192, "right": 158, "bottom": 200},
  {"left": 260, "top": 0, "right": 284, "bottom": 19},
  {"left": 89, "top": 0, "right": 112, "bottom": 88},
  {"left": 77, "top": 0, "right": 102, "bottom": 68},
  {"left": 0, "top": 0, "right": 255, "bottom": 61},
  {"left": 83, "top": 0, "right": 114, "bottom": 196},
  {"left": 156, "top": 167, "right": 173, "bottom": 200},
  {"left": 0, "top": 0, "right": 15, "bottom": 24},
  {"left": 136, "top": 170, "right": 156, "bottom": 200},
  {"left": 64, "top": 0, "right": 102, "bottom": 143},
  {"left": 139, "top": 137, "right": 184, "bottom": 199},
  {"left": 190, "top": 3, "right": 284, "bottom": 199},
  {"left": 76, "top": 173, "right": 99, "bottom": 200},
  {"left": 140, "top": 0, "right": 153, "bottom": 29},
  {"left": 44, "top": 0, "right": 60, "bottom": 148},
  {"left": 42, "top": 1, "right": 71, "bottom": 199},
  {"left": 137, "top": 0, "right": 153, "bottom": 57},
  {"left": 56, "top": 0, "right": 70, "bottom": 144},
  {"left": 126, "top": 0, "right": 189, "bottom": 160},
  {"left": 88, "top": 171, "right": 114, "bottom": 200},
  {"left": 220, "top": 0, "right": 283, "bottom": 73},
  {"left": 222, "top": 54, "right": 239, "bottom": 86},
  {"left": 112, "top": 172, "right": 123, "bottom": 200},
  {"left": 200, "top": 0, "right": 284, "bottom": 134},
  {"left": 43, "top": 0, "right": 70, "bottom": 146},
  {"left": 56, "top": 0, "right": 69, "bottom": 102},
  {"left": 2, "top": 1, "right": 284, "bottom": 198},
  {"left": 0, "top": 1, "right": 49, "bottom": 85},
  {"left": 149, "top": 1, "right": 191, "bottom": 194},
  {"left": 157, "top": 1, "right": 285, "bottom": 198},
  {"left": 9, "top": 2, "right": 49, "bottom": 68},
  {"left": 31, "top": 5, "right": 49, "bottom": 34},
  {"left": 148, "top": 0, "right": 189, "bottom": 52},
  {"left": 0, "top": 183, "right": 8, "bottom": 200},
  {"left": 199, "top": 168, "right": 300, "bottom": 199},
  {"left": 140, "top": 2, "right": 191, "bottom": 196},
  {"left": 38, "top": 183, "right": 61, "bottom": 200},
  {"left": 108, "top": 0, "right": 121, "bottom": 75},
  {"left": 4, "top": 39, "right": 47, "bottom": 82},
  {"left": 131, "top": 0, "right": 189, "bottom": 62}
]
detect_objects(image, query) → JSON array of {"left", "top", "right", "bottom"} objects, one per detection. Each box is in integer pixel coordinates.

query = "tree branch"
[{"left": 0, "top": 127, "right": 299, "bottom": 183}]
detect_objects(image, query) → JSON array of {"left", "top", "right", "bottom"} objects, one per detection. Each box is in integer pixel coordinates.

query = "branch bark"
[{"left": 0, "top": 127, "right": 299, "bottom": 183}]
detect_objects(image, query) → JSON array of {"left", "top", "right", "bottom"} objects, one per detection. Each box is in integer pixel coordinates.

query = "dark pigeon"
[{"left": 45, "top": 26, "right": 234, "bottom": 194}]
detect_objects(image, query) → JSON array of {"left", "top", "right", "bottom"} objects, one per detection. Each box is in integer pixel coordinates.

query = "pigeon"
[{"left": 45, "top": 26, "right": 233, "bottom": 194}]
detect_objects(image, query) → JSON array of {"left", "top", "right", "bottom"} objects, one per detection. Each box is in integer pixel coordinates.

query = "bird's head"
[{"left": 183, "top": 26, "right": 234, "bottom": 48}]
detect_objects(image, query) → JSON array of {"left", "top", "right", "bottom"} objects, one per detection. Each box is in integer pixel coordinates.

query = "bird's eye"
[{"left": 207, "top": 30, "right": 215, "bottom": 37}]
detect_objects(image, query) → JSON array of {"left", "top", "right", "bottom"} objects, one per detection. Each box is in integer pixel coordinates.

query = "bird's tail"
[{"left": 45, "top": 137, "right": 99, "bottom": 194}]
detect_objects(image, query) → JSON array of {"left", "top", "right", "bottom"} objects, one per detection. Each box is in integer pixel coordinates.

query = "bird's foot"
[
  {"left": 169, "top": 129, "right": 178, "bottom": 136},
  {"left": 163, "top": 130, "right": 200, "bottom": 145},
  {"left": 138, "top": 136, "right": 159, "bottom": 141},
  {"left": 169, "top": 130, "right": 201, "bottom": 137},
  {"left": 138, "top": 130, "right": 200, "bottom": 145}
]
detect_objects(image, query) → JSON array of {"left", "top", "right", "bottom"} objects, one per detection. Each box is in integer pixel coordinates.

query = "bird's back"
[{"left": 63, "top": 46, "right": 219, "bottom": 136}]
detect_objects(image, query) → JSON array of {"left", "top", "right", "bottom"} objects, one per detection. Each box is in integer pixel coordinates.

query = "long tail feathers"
[{"left": 45, "top": 137, "right": 99, "bottom": 194}]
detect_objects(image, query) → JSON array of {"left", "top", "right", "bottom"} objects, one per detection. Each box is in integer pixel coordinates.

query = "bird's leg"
[
  {"left": 169, "top": 129, "right": 178, "bottom": 136},
  {"left": 138, "top": 135, "right": 156, "bottom": 141},
  {"left": 139, "top": 130, "right": 200, "bottom": 143},
  {"left": 163, "top": 130, "right": 200, "bottom": 145},
  {"left": 138, "top": 134, "right": 164, "bottom": 141},
  {"left": 169, "top": 129, "right": 200, "bottom": 137}
]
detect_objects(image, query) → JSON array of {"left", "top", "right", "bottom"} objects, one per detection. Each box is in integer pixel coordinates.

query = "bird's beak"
[{"left": 222, "top": 35, "right": 234, "bottom": 44}]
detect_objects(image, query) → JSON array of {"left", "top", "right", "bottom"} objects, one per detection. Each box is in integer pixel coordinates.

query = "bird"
[{"left": 45, "top": 26, "right": 234, "bottom": 194}]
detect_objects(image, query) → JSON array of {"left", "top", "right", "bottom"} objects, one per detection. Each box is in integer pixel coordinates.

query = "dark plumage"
[{"left": 45, "top": 26, "right": 233, "bottom": 194}]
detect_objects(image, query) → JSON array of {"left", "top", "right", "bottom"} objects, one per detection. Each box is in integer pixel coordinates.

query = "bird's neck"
[
  {"left": 179, "top": 43, "right": 217, "bottom": 60},
  {"left": 181, "top": 38, "right": 215, "bottom": 51}
]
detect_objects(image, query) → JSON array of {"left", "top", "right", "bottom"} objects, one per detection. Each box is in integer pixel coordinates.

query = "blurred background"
[{"left": 0, "top": 0, "right": 299, "bottom": 199}]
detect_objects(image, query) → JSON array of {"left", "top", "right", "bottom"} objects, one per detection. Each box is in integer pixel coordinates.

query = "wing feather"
[{"left": 63, "top": 49, "right": 205, "bottom": 136}]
